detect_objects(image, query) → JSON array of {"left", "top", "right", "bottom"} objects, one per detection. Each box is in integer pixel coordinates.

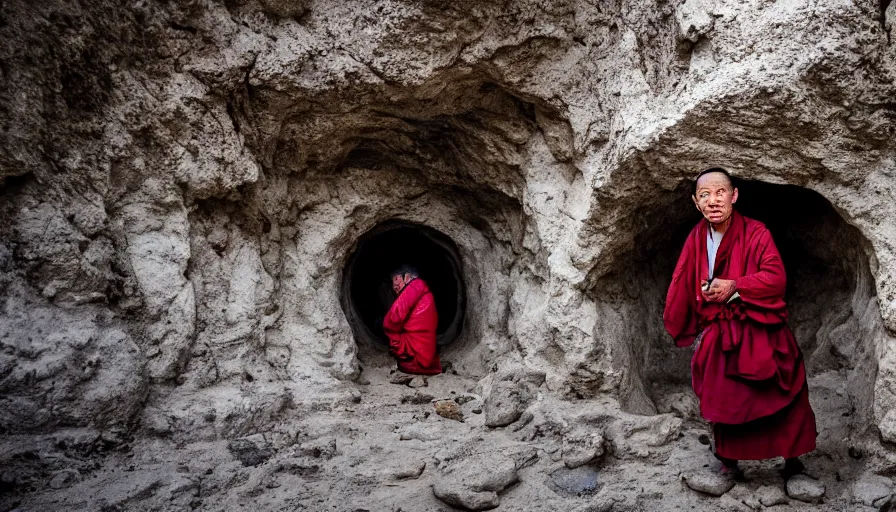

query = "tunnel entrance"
[
  {"left": 598, "top": 177, "right": 879, "bottom": 422},
  {"left": 341, "top": 220, "right": 466, "bottom": 348}
]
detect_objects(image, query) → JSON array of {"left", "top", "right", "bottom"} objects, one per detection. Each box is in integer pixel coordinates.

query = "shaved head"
[
  {"left": 692, "top": 167, "right": 739, "bottom": 228},
  {"left": 693, "top": 167, "right": 733, "bottom": 195}
]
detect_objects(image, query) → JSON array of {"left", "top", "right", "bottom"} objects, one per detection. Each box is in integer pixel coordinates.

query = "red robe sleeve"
[
  {"left": 734, "top": 228, "right": 787, "bottom": 312},
  {"left": 664, "top": 231, "right": 699, "bottom": 347}
]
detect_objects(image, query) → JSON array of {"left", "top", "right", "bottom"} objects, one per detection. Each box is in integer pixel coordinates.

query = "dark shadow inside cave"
[
  {"left": 601, "top": 177, "right": 878, "bottom": 417},
  {"left": 341, "top": 220, "right": 466, "bottom": 348}
]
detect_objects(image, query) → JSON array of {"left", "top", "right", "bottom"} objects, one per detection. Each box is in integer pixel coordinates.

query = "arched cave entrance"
[
  {"left": 601, "top": 178, "right": 880, "bottom": 431},
  {"left": 341, "top": 220, "right": 467, "bottom": 350}
]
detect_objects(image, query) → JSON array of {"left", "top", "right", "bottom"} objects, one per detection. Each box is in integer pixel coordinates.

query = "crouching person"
[{"left": 384, "top": 265, "right": 442, "bottom": 378}]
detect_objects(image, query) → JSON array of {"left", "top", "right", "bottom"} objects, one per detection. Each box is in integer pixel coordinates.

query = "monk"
[
  {"left": 663, "top": 168, "right": 816, "bottom": 478},
  {"left": 383, "top": 265, "right": 442, "bottom": 376}
]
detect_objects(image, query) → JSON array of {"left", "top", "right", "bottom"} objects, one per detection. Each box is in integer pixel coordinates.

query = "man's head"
[
  {"left": 390, "top": 264, "right": 419, "bottom": 294},
  {"left": 692, "top": 167, "right": 738, "bottom": 227}
]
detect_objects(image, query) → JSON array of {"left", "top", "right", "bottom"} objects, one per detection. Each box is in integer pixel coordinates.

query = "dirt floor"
[{"left": 0, "top": 362, "right": 877, "bottom": 512}]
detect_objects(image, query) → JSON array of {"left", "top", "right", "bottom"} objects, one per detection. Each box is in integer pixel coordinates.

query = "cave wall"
[{"left": 0, "top": 0, "right": 895, "bottom": 454}]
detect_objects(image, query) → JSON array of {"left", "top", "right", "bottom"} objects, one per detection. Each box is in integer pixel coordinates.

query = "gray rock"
[
  {"left": 786, "top": 475, "right": 826, "bottom": 503},
  {"left": 645, "top": 415, "right": 683, "bottom": 447},
  {"left": 228, "top": 435, "right": 275, "bottom": 467},
  {"left": 549, "top": 466, "right": 600, "bottom": 497},
  {"left": 483, "top": 367, "right": 547, "bottom": 428},
  {"left": 299, "top": 437, "right": 338, "bottom": 459},
  {"left": 432, "top": 451, "right": 525, "bottom": 510},
  {"left": 682, "top": 470, "right": 735, "bottom": 496},
  {"left": 852, "top": 472, "right": 894, "bottom": 507},
  {"left": 258, "top": 0, "right": 307, "bottom": 18},
  {"left": 726, "top": 483, "right": 761, "bottom": 510},
  {"left": 656, "top": 392, "right": 700, "bottom": 419},
  {"left": 757, "top": 484, "right": 788, "bottom": 507},
  {"left": 398, "top": 422, "right": 443, "bottom": 442},
  {"left": 718, "top": 495, "right": 753, "bottom": 512},
  {"left": 433, "top": 486, "right": 500, "bottom": 511},
  {"left": 48, "top": 469, "right": 80, "bottom": 490},
  {"left": 879, "top": 409, "right": 896, "bottom": 444},
  {"left": 484, "top": 381, "right": 524, "bottom": 427},
  {"left": 408, "top": 376, "right": 428, "bottom": 388},
  {"left": 390, "top": 461, "right": 426, "bottom": 481},
  {"left": 562, "top": 432, "right": 606, "bottom": 468}
]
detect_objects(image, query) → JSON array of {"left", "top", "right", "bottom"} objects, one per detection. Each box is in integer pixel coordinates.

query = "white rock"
[
  {"left": 756, "top": 484, "right": 788, "bottom": 507},
  {"left": 562, "top": 432, "right": 606, "bottom": 468},
  {"left": 682, "top": 471, "right": 735, "bottom": 497},
  {"left": 852, "top": 472, "right": 894, "bottom": 507},
  {"left": 786, "top": 475, "right": 826, "bottom": 503}
]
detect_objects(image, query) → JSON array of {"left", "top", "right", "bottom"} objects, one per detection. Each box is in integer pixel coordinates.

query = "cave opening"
[
  {"left": 603, "top": 177, "right": 878, "bottom": 422},
  {"left": 341, "top": 220, "right": 467, "bottom": 349}
]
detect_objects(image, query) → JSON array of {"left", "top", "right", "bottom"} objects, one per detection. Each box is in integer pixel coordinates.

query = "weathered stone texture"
[{"left": 0, "top": 0, "right": 894, "bottom": 509}]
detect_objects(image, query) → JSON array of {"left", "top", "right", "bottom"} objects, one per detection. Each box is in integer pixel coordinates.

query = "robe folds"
[
  {"left": 664, "top": 211, "right": 816, "bottom": 460},
  {"left": 384, "top": 278, "right": 442, "bottom": 376}
]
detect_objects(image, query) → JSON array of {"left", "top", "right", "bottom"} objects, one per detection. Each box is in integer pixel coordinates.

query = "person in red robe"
[
  {"left": 664, "top": 168, "right": 816, "bottom": 477},
  {"left": 383, "top": 265, "right": 442, "bottom": 376}
]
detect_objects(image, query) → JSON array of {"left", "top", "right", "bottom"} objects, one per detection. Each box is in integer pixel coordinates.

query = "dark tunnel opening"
[{"left": 341, "top": 221, "right": 466, "bottom": 348}]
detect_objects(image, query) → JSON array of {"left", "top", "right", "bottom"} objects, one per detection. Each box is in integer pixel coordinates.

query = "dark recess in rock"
[{"left": 341, "top": 220, "right": 466, "bottom": 348}]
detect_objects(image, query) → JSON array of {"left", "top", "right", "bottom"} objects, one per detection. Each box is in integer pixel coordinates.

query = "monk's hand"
[{"left": 705, "top": 278, "right": 736, "bottom": 302}]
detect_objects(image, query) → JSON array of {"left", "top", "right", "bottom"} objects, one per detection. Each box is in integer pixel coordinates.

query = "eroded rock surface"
[{"left": 0, "top": 0, "right": 895, "bottom": 510}]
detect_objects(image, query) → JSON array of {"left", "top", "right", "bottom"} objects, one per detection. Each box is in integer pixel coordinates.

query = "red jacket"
[{"left": 383, "top": 278, "right": 442, "bottom": 375}]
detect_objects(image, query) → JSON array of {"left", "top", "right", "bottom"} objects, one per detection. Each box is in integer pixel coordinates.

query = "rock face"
[{"left": 0, "top": 0, "right": 895, "bottom": 510}]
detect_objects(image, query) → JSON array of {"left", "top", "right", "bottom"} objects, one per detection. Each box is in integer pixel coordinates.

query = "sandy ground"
[{"left": 0, "top": 366, "right": 877, "bottom": 512}]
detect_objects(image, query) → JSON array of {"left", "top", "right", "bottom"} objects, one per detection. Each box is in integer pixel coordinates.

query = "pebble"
[
  {"left": 786, "top": 474, "right": 825, "bottom": 503},
  {"left": 433, "top": 400, "right": 463, "bottom": 421}
]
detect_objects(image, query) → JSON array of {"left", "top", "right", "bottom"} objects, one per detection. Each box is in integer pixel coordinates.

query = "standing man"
[
  {"left": 664, "top": 168, "right": 816, "bottom": 477},
  {"left": 384, "top": 265, "right": 442, "bottom": 376}
]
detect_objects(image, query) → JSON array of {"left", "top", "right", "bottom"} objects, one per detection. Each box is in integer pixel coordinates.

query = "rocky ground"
[
  {"left": 0, "top": 0, "right": 895, "bottom": 510},
  {"left": 1, "top": 363, "right": 889, "bottom": 512}
]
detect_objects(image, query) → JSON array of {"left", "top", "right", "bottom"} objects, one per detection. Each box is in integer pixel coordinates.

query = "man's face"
[
  {"left": 391, "top": 274, "right": 407, "bottom": 294},
  {"left": 692, "top": 172, "right": 738, "bottom": 225}
]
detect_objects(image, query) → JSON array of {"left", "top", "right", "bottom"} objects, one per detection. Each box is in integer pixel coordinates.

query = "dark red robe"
[
  {"left": 384, "top": 278, "right": 442, "bottom": 376},
  {"left": 664, "top": 211, "right": 816, "bottom": 460}
]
